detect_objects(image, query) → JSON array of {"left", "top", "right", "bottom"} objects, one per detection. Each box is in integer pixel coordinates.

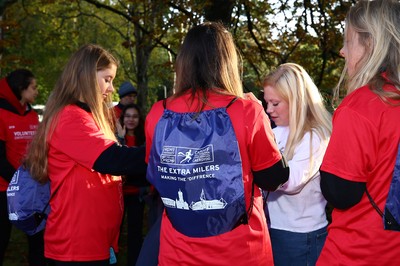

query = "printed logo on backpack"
[{"left": 147, "top": 98, "right": 247, "bottom": 237}]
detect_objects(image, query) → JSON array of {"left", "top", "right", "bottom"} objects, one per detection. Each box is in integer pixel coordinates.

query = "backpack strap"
[
  {"left": 39, "top": 177, "right": 66, "bottom": 215},
  {"left": 163, "top": 96, "right": 238, "bottom": 110},
  {"left": 365, "top": 188, "right": 400, "bottom": 230},
  {"left": 227, "top": 96, "right": 255, "bottom": 225},
  {"left": 227, "top": 96, "right": 253, "bottom": 226},
  {"left": 34, "top": 177, "right": 66, "bottom": 226},
  {"left": 365, "top": 189, "right": 384, "bottom": 217},
  {"left": 226, "top": 97, "right": 238, "bottom": 109},
  {"left": 246, "top": 180, "right": 255, "bottom": 221},
  {"left": 163, "top": 97, "right": 238, "bottom": 109}
]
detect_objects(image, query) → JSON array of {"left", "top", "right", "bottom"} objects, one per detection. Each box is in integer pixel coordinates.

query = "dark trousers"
[
  {"left": 124, "top": 194, "right": 145, "bottom": 266},
  {"left": 135, "top": 214, "right": 161, "bottom": 266},
  {"left": 27, "top": 230, "right": 48, "bottom": 266}
]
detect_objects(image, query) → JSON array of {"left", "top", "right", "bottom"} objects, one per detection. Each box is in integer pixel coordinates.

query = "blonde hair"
[
  {"left": 174, "top": 21, "right": 243, "bottom": 111},
  {"left": 335, "top": 0, "right": 400, "bottom": 104},
  {"left": 25, "top": 44, "right": 118, "bottom": 182},
  {"left": 264, "top": 63, "right": 332, "bottom": 161}
]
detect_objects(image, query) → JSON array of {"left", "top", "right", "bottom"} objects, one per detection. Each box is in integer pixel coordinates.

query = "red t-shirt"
[
  {"left": 318, "top": 85, "right": 400, "bottom": 265},
  {"left": 125, "top": 134, "right": 136, "bottom": 148},
  {"left": 0, "top": 107, "right": 38, "bottom": 191},
  {"left": 45, "top": 105, "right": 123, "bottom": 261},
  {"left": 145, "top": 92, "right": 281, "bottom": 266},
  {"left": 113, "top": 105, "right": 123, "bottom": 120}
]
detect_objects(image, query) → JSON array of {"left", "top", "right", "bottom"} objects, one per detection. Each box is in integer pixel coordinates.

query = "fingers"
[{"left": 244, "top": 92, "right": 262, "bottom": 105}]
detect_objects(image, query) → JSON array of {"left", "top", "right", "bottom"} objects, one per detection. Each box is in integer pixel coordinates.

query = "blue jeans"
[{"left": 269, "top": 226, "right": 327, "bottom": 266}]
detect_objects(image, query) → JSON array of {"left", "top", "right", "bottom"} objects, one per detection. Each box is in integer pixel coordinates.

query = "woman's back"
[
  {"left": 145, "top": 92, "right": 281, "bottom": 265},
  {"left": 319, "top": 84, "right": 400, "bottom": 265}
]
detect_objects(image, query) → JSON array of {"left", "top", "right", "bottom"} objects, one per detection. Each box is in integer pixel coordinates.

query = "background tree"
[
  {"left": 0, "top": 0, "right": 22, "bottom": 76},
  {"left": 0, "top": 0, "right": 350, "bottom": 112}
]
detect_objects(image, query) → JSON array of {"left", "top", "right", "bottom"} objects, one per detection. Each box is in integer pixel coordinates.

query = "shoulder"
[
  {"left": 303, "top": 129, "right": 326, "bottom": 148},
  {"left": 26, "top": 107, "right": 39, "bottom": 120},
  {"left": 228, "top": 97, "right": 265, "bottom": 121},
  {"left": 145, "top": 100, "right": 165, "bottom": 130},
  {"left": 0, "top": 98, "right": 18, "bottom": 114},
  {"left": 341, "top": 85, "right": 390, "bottom": 111},
  {"left": 335, "top": 85, "right": 392, "bottom": 127},
  {"left": 232, "top": 97, "right": 263, "bottom": 111},
  {"left": 147, "top": 100, "right": 164, "bottom": 119},
  {"left": 56, "top": 105, "right": 94, "bottom": 129},
  {"left": 59, "top": 104, "right": 90, "bottom": 118}
]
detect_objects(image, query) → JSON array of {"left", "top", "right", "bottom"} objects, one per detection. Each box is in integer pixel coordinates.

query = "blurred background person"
[
  {"left": 0, "top": 69, "right": 47, "bottom": 266},
  {"left": 113, "top": 81, "right": 137, "bottom": 119},
  {"left": 116, "top": 103, "right": 156, "bottom": 266}
]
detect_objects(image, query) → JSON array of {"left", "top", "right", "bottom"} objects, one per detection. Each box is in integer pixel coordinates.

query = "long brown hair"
[
  {"left": 173, "top": 22, "right": 243, "bottom": 111},
  {"left": 25, "top": 44, "right": 119, "bottom": 183}
]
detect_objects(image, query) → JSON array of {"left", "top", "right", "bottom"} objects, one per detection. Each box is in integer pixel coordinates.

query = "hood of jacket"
[{"left": 0, "top": 77, "right": 27, "bottom": 115}]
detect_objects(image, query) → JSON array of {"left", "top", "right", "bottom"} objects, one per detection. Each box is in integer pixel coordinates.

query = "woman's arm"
[
  {"left": 253, "top": 157, "right": 289, "bottom": 191},
  {"left": 93, "top": 143, "right": 147, "bottom": 177},
  {"left": 320, "top": 170, "right": 366, "bottom": 209},
  {"left": 278, "top": 132, "right": 327, "bottom": 194}
]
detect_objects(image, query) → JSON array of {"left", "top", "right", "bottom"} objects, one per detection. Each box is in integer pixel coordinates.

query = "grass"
[
  {"left": 4, "top": 219, "right": 129, "bottom": 265},
  {"left": 4, "top": 228, "right": 29, "bottom": 266}
]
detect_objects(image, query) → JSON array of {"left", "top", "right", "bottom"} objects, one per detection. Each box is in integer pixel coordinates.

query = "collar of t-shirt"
[{"left": 75, "top": 101, "right": 91, "bottom": 112}]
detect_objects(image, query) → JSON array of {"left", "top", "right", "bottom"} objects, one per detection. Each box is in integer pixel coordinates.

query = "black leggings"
[{"left": 27, "top": 230, "right": 48, "bottom": 266}]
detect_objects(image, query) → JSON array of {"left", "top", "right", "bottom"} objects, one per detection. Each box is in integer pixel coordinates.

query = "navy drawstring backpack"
[
  {"left": 147, "top": 98, "right": 250, "bottom": 237},
  {"left": 7, "top": 165, "right": 51, "bottom": 235}
]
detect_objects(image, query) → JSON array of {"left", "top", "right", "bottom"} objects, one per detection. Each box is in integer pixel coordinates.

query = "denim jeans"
[{"left": 269, "top": 226, "right": 327, "bottom": 266}]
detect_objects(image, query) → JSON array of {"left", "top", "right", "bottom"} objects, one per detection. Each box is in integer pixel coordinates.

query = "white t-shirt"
[{"left": 267, "top": 126, "right": 328, "bottom": 232}]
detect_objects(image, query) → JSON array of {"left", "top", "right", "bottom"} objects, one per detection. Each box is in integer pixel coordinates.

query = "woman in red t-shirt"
[
  {"left": 0, "top": 69, "right": 44, "bottom": 266},
  {"left": 318, "top": 1, "right": 400, "bottom": 265},
  {"left": 24, "top": 44, "right": 147, "bottom": 265},
  {"left": 145, "top": 22, "right": 289, "bottom": 266}
]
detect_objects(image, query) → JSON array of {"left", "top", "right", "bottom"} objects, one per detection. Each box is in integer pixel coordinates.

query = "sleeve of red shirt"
[
  {"left": 50, "top": 107, "right": 116, "bottom": 170},
  {"left": 144, "top": 101, "right": 164, "bottom": 164},
  {"left": 321, "top": 106, "right": 378, "bottom": 182}
]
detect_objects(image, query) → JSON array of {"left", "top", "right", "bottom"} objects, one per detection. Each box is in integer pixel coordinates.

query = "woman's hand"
[
  {"left": 116, "top": 120, "right": 126, "bottom": 139},
  {"left": 244, "top": 92, "right": 262, "bottom": 106}
]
